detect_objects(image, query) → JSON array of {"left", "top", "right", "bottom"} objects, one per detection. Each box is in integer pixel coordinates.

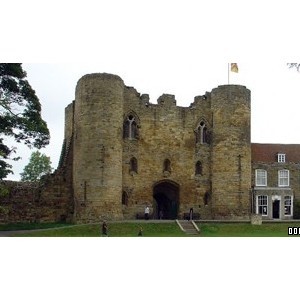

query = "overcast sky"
[
  {"left": 3, "top": 60, "right": 300, "bottom": 180},
  {"left": 2, "top": 1, "right": 300, "bottom": 180}
]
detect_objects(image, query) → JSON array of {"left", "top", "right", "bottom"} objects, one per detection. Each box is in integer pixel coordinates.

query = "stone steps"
[{"left": 176, "top": 220, "right": 200, "bottom": 235}]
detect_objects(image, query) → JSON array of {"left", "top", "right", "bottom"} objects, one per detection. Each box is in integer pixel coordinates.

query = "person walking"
[{"left": 102, "top": 221, "right": 108, "bottom": 236}]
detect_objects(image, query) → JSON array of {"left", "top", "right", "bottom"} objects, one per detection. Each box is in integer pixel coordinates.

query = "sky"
[
  {"left": 2, "top": 1, "right": 300, "bottom": 298},
  {"left": 2, "top": 1, "right": 300, "bottom": 180},
  {"left": 3, "top": 61, "right": 300, "bottom": 180}
]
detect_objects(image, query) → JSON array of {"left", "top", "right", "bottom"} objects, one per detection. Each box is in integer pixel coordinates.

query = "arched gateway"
[{"left": 153, "top": 180, "right": 179, "bottom": 219}]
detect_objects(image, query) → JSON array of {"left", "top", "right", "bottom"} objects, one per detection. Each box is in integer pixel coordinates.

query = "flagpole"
[{"left": 228, "top": 63, "right": 230, "bottom": 84}]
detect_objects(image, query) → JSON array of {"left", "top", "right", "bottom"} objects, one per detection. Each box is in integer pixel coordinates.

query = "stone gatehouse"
[
  {"left": 1, "top": 72, "right": 300, "bottom": 223},
  {"left": 63, "top": 73, "right": 252, "bottom": 222}
]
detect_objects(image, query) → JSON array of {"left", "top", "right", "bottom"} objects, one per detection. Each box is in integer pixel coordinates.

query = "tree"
[
  {"left": 20, "top": 151, "right": 53, "bottom": 182},
  {"left": 287, "top": 63, "right": 300, "bottom": 71},
  {"left": 0, "top": 63, "right": 50, "bottom": 180}
]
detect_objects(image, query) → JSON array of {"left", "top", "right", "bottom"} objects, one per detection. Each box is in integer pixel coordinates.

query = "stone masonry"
[
  {"left": 64, "top": 73, "right": 252, "bottom": 222},
  {"left": 0, "top": 72, "right": 254, "bottom": 224}
]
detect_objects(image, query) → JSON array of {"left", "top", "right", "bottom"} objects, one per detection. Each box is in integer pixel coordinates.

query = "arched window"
[
  {"left": 122, "top": 191, "right": 128, "bottom": 206},
  {"left": 195, "top": 121, "right": 210, "bottom": 144},
  {"left": 123, "top": 115, "right": 139, "bottom": 139},
  {"left": 204, "top": 192, "right": 210, "bottom": 206},
  {"left": 195, "top": 161, "right": 202, "bottom": 175},
  {"left": 163, "top": 159, "right": 171, "bottom": 172},
  {"left": 129, "top": 157, "right": 138, "bottom": 173}
]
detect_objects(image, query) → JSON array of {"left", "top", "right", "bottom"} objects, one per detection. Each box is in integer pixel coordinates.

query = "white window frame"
[
  {"left": 284, "top": 196, "right": 293, "bottom": 216},
  {"left": 256, "top": 195, "right": 268, "bottom": 216},
  {"left": 255, "top": 169, "right": 267, "bottom": 186},
  {"left": 278, "top": 153, "right": 286, "bottom": 163},
  {"left": 278, "top": 169, "right": 289, "bottom": 187}
]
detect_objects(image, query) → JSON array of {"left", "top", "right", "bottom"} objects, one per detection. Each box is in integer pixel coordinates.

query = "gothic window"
[
  {"left": 204, "top": 192, "right": 210, "bottom": 206},
  {"left": 195, "top": 161, "right": 202, "bottom": 175},
  {"left": 122, "top": 191, "right": 128, "bottom": 206},
  {"left": 195, "top": 121, "right": 210, "bottom": 144},
  {"left": 130, "top": 157, "right": 138, "bottom": 173},
  {"left": 163, "top": 159, "right": 171, "bottom": 172},
  {"left": 123, "top": 115, "right": 139, "bottom": 139}
]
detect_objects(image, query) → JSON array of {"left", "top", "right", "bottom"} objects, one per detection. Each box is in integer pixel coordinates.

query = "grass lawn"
[
  {"left": 197, "top": 222, "right": 300, "bottom": 237},
  {"left": 0, "top": 222, "right": 73, "bottom": 231},
  {"left": 6, "top": 221, "right": 300, "bottom": 237},
  {"left": 11, "top": 222, "right": 187, "bottom": 237}
]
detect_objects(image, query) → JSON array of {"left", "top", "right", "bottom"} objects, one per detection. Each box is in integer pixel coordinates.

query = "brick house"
[{"left": 252, "top": 144, "right": 300, "bottom": 220}]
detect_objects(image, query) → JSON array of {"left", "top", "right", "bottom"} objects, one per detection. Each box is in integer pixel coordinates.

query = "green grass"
[
  {"left": 0, "top": 222, "right": 73, "bottom": 231},
  {"left": 11, "top": 222, "right": 187, "bottom": 237},
  {"left": 197, "top": 222, "right": 300, "bottom": 237},
  {"left": 6, "top": 221, "right": 300, "bottom": 237}
]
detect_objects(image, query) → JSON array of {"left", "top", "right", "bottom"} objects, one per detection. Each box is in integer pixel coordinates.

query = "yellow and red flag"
[{"left": 230, "top": 63, "right": 239, "bottom": 73}]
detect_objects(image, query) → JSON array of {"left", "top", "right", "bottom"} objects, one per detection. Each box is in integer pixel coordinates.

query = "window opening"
[
  {"left": 122, "top": 191, "right": 129, "bottom": 206},
  {"left": 123, "top": 115, "right": 138, "bottom": 139},
  {"left": 195, "top": 161, "right": 202, "bottom": 175},
  {"left": 278, "top": 170, "right": 289, "bottom": 187},
  {"left": 257, "top": 195, "right": 268, "bottom": 216},
  {"left": 130, "top": 157, "right": 138, "bottom": 173},
  {"left": 163, "top": 159, "right": 171, "bottom": 172},
  {"left": 255, "top": 169, "right": 267, "bottom": 186},
  {"left": 284, "top": 196, "right": 292, "bottom": 216},
  {"left": 195, "top": 121, "right": 209, "bottom": 144}
]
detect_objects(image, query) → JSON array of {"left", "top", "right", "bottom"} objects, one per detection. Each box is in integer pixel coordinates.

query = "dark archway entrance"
[{"left": 153, "top": 180, "right": 179, "bottom": 220}]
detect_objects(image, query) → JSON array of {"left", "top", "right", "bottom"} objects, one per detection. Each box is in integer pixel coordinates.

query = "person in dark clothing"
[
  {"left": 144, "top": 206, "right": 150, "bottom": 220},
  {"left": 102, "top": 221, "right": 108, "bottom": 236}
]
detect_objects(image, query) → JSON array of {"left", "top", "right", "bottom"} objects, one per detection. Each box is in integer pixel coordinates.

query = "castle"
[
  {"left": 62, "top": 72, "right": 251, "bottom": 222},
  {"left": 1, "top": 72, "right": 299, "bottom": 223}
]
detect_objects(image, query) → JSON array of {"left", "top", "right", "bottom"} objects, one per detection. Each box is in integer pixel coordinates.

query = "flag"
[{"left": 230, "top": 63, "right": 238, "bottom": 73}]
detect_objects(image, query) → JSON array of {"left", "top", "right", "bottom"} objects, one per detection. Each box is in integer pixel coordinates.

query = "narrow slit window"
[
  {"left": 130, "top": 157, "right": 138, "bottom": 173},
  {"left": 122, "top": 191, "right": 129, "bottom": 206},
  {"left": 195, "top": 161, "right": 202, "bottom": 175},
  {"left": 163, "top": 159, "right": 171, "bottom": 172}
]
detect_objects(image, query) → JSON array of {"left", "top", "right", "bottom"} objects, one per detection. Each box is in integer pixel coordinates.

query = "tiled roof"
[{"left": 251, "top": 143, "right": 300, "bottom": 163}]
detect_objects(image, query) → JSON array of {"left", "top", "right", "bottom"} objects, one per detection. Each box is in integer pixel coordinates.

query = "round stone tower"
[
  {"left": 210, "top": 85, "right": 251, "bottom": 219},
  {"left": 73, "top": 73, "right": 124, "bottom": 221}
]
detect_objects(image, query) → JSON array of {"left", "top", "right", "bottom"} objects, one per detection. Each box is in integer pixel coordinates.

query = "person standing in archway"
[
  {"left": 144, "top": 206, "right": 150, "bottom": 220},
  {"left": 189, "top": 208, "right": 193, "bottom": 221}
]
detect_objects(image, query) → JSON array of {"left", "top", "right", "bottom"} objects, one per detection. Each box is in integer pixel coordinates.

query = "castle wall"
[
  {"left": 210, "top": 85, "right": 251, "bottom": 218},
  {"left": 72, "top": 74, "right": 124, "bottom": 221},
  {"left": 64, "top": 101, "right": 74, "bottom": 146},
  {"left": 0, "top": 73, "right": 257, "bottom": 224},
  {"left": 0, "top": 174, "right": 73, "bottom": 224},
  {"left": 121, "top": 88, "right": 213, "bottom": 219}
]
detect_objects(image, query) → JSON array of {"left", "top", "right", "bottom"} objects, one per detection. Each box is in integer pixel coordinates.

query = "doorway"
[
  {"left": 153, "top": 180, "right": 179, "bottom": 219},
  {"left": 272, "top": 200, "right": 280, "bottom": 219}
]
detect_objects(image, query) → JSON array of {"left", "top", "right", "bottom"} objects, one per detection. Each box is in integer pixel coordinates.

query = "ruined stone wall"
[{"left": 0, "top": 173, "right": 73, "bottom": 224}]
